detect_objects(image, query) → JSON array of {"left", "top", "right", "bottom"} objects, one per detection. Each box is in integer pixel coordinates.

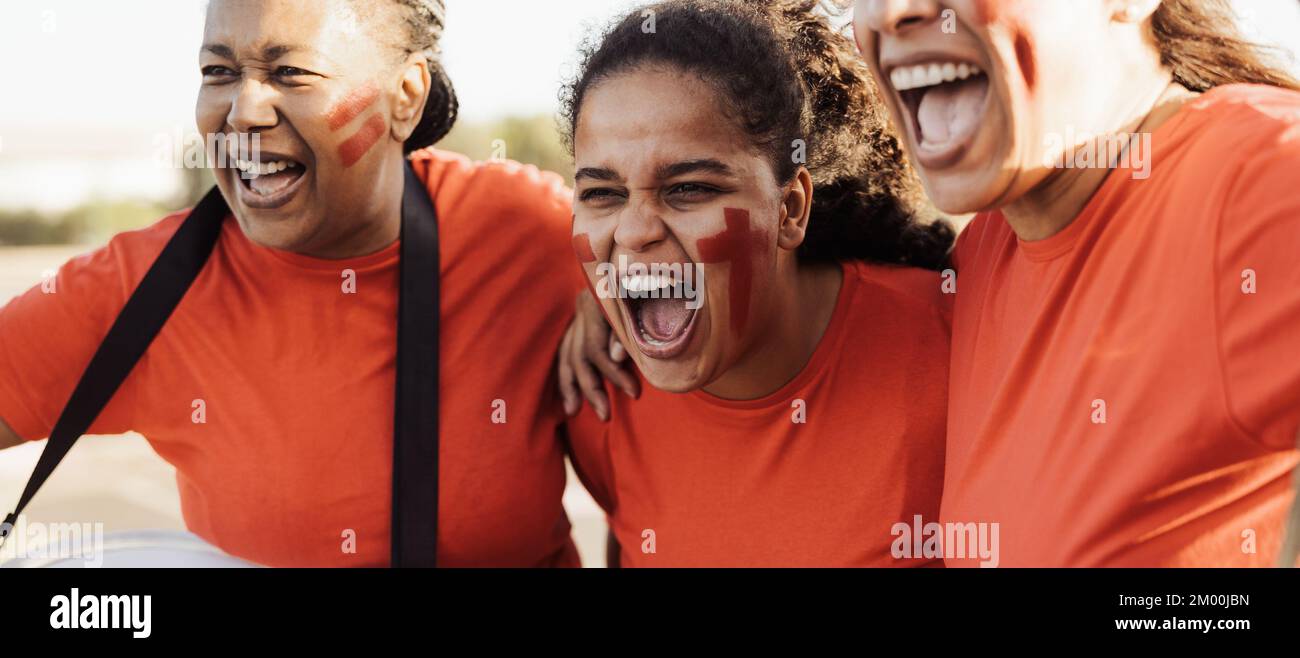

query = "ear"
[
  {"left": 1110, "top": 0, "right": 1161, "bottom": 24},
  {"left": 776, "top": 167, "right": 814, "bottom": 251},
  {"left": 390, "top": 52, "right": 431, "bottom": 143}
]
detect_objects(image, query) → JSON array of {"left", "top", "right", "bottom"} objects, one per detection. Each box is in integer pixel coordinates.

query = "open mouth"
[
  {"left": 616, "top": 271, "right": 702, "bottom": 360},
  {"left": 231, "top": 153, "right": 308, "bottom": 210},
  {"left": 890, "top": 60, "right": 990, "bottom": 168}
]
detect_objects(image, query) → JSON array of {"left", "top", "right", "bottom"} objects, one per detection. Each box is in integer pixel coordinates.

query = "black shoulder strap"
[
  {"left": 392, "top": 162, "right": 441, "bottom": 568},
  {"left": 0, "top": 186, "right": 226, "bottom": 545},
  {"left": 1, "top": 162, "right": 442, "bottom": 568}
]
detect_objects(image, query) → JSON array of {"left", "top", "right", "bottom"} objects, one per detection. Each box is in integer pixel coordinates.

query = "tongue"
[
  {"left": 917, "top": 76, "right": 988, "bottom": 146},
  {"left": 638, "top": 297, "right": 692, "bottom": 341},
  {"left": 248, "top": 169, "right": 301, "bottom": 196}
]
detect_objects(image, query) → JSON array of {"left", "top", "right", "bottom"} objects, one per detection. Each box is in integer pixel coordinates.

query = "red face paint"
[
  {"left": 1014, "top": 31, "right": 1036, "bottom": 89},
  {"left": 697, "top": 208, "right": 765, "bottom": 338},
  {"left": 572, "top": 233, "right": 597, "bottom": 264},
  {"left": 970, "top": 1, "right": 1037, "bottom": 90},
  {"left": 338, "top": 113, "right": 386, "bottom": 168},
  {"left": 972, "top": 0, "right": 1007, "bottom": 26},
  {"left": 571, "top": 230, "right": 617, "bottom": 327},
  {"left": 326, "top": 84, "right": 380, "bottom": 132}
]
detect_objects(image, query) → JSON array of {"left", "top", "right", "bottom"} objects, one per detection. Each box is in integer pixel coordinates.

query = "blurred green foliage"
[
  {"left": 0, "top": 115, "right": 570, "bottom": 246},
  {"left": 0, "top": 201, "right": 171, "bottom": 247},
  {"left": 438, "top": 113, "right": 572, "bottom": 184}
]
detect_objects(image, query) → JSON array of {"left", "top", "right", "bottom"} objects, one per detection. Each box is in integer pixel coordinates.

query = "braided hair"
[{"left": 366, "top": 0, "right": 460, "bottom": 152}]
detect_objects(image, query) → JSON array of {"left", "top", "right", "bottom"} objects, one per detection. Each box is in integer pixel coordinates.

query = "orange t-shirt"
[
  {"left": 566, "top": 260, "right": 951, "bottom": 567},
  {"left": 945, "top": 84, "right": 1300, "bottom": 567},
  {"left": 0, "top": 148, "right": 584, "bottom": 567}
]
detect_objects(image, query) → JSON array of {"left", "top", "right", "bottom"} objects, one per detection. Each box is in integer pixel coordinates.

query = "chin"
[
  {"left": 631, "top": 356, "right": 707, "bottom": 394},
  {"left": 235, "top": 215, "right": 315, "bottom": 252},
  {"left": 918, "top": 156, "right": 1020, "bottom": 215}
]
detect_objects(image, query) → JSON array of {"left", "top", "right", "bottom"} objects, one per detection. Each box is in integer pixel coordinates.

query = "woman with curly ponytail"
[{"left": 558, "top": 0, "right": 951, "bottom": 567}]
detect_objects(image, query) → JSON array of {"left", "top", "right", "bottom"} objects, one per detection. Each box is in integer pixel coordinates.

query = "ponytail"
[
  {"left": 405, "top": 60, "right": 459, "bottom": 153},
  {"left": 375, "top": 0, "right": 460, "bottom": 152},
  {"left": 761, "top": 0, "right": 953, "bottom": 268},
  {"left": 562, "top": 0, "right": 953, "bottom": 271},
  {"left": 1152, "top": 0, "right": 1300, "bottom": 93}
]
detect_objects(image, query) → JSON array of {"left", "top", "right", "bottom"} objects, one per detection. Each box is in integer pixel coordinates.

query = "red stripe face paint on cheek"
[
  {"left": 572, "top": 233, "right": 597, "bottom": 263},
  {"left": 337, "top": 113, "right": 387, "bottom": 168},
  {"left": 571, "top": 230, "right": 616, "bottom": 327},
  {"left": 972, "top": 0, "right": 1008, "bottom": 26},
  {"left": 1014, "top": 31, "right": 1036, "bottom": 89},
  {"left": 971, "top": 1, "right": 1037, "bottom": 90},
  {"left": 326, "top": 84, "right": 381, "bottom": 131},
  {"left": 698, "top": 208, "right": 765, "bottom": 338}
]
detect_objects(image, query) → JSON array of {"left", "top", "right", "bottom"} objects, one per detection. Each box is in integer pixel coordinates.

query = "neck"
[
  {"left": 702, "top": 258, "right": 843, "bottom": 401},
  {"left": 1002, "top": 78, "right": 1197, "bottom": 241},
  {"left": 301, "top": 155, "right": 406, "bottom": 259}
]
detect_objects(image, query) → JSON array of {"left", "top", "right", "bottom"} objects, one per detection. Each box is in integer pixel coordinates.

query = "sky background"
[{"left": 1, "top": 0, "right": 1298, "bottom": 211}]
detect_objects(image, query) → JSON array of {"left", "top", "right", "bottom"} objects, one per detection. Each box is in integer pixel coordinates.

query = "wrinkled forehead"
[
  {"left": 202, "top": 0, "right": 368, "bottom": 58},
  {"left": 574, "top": 69, "right": 771, "bottom": 184}
]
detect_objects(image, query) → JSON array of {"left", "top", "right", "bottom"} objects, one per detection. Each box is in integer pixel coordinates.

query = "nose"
[
  {"left": 856, "top": 0, "right": 943, "bottom": 36},
  {"left": 613, "top": 200, "right": 669, "bottom": 253},
  {"left": 226, "top": 78, "right": 279, "bottom": 134}
]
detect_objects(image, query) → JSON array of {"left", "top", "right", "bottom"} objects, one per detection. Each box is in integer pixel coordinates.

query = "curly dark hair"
[{"left": 560, "top": 0, "right": 953, "bottom": 270}]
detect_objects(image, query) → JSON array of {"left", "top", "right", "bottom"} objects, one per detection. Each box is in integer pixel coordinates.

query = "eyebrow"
[
  {"left": 574, "top": 167, "right": 621, "bottom": 183},
  {"left": 656, "top": 159, "right": 734, "bottom": 179},
  {"left": 574, "top": 159, "right": 736, "bottom": 184},
  {"left": 201, "top": 43, "right": 305, "bottom": 61}
]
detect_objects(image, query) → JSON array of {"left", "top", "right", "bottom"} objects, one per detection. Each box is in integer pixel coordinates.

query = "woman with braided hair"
[
  {"left": 0, "top": 0, "right": 585, "bottom": 567},
  {"left": 559, "top": 0, "right": 955, "bottom": 566}
]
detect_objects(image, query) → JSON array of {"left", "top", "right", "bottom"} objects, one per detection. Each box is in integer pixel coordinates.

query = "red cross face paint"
[
  {"left": 572, "top": 233, "right": 597, "bottom": 264},
  {"left": 571, "top": 229, "right": 622, "bottom": 331},
  {"left": 326, "top": 84, "right": 387, "bottom": 168},
  {"left": 698, "top": 208, "right": 765, "bottom": 338}
]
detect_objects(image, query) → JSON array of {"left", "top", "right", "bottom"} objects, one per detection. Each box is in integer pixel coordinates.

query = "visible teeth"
[
  {"left": 889, "top": 61, "right": 984, "bottom": 92},
  {"left": 235, "top": 159, "right": 300, "bottom": 176},
  {"left": 621, "top": 274, "right": 677, "bottom": 293},
  {"left": 926, "top": 63, "right": 943, "bottom": 86}
]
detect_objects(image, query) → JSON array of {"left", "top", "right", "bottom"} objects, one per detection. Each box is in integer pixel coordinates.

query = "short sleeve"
[
  {"left": 0, "top": 219, "right": 179, "bottom": 440},
  {"left": 1216, "top": 122, "right": 1300, "bottom": 450}
]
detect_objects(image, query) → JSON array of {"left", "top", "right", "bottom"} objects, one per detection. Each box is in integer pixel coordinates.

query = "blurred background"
[{"left": 1, "top": 0, "right": 1299, "bottom": 567}]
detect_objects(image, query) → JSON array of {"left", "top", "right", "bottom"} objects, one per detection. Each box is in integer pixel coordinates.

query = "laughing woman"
[
  {"left": 853, "top": 0, "right": 1300, "bottom": 566},
  {"left": 0, "top": 0, "right": 583, "bottom": 566},
  {"left": 560, "top": 0, "right": 955, "bottom": 567}
]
